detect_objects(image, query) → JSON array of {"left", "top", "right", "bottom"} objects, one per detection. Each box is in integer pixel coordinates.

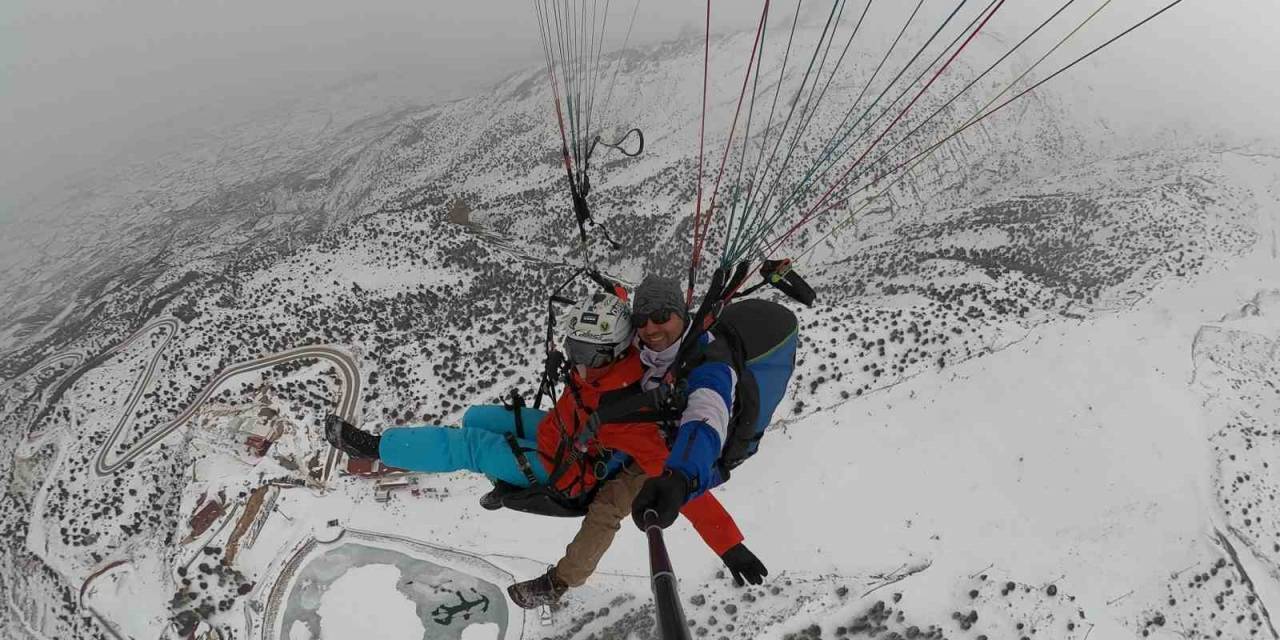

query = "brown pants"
[{"left": 554, "top": 463, "right": 649, "bottom": 587}]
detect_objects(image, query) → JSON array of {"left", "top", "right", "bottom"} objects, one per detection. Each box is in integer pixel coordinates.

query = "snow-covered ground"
[
  {"left": 12, "top": 152, "right": 1273, "bottom": 639},
  {"left": 3, "top": 11, "right": 1280, "bottom": 639}
]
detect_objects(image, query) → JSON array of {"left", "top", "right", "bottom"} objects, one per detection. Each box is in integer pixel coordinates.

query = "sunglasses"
[
  {"left": 632, "top": 307, "right": 679, "bottom": 327},
  {"left": 564, "top": 337, "right": 618, "bottom": 369}
]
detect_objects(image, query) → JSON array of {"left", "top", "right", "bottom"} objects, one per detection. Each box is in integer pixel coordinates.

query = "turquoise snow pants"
[{"left": 378, "top": 404, "right": 550, "bottom": 487}]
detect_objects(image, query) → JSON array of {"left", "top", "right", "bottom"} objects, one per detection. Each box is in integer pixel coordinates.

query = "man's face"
[{"left": 636, "top": 313, "right": 685, "bottom": 352}]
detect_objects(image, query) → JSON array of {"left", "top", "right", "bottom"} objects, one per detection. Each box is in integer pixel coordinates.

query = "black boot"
[
  {"left": 507, "top": 568, "right": 569, "bottom": 609},
  {"left": 479, "top": 480, "right": 522, "bottom": 511},
  {"left": 324, "top": 415, "right": 381, "bottom": 459}
]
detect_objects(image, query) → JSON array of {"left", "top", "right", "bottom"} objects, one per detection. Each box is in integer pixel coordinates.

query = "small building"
[
  {"left": 185, "top": 492, "right": 226, "bottom": 543},
  {"left": 238, "top": 417, "right": 281, "bottom": 440},
  {"left": 347, "top": 457, "right": 385, "bottom": 476},
  {"left": 246, "top": 435, "right": 272, "bottom": 457},
  {"left": 373, "top": 475, "right": 418, "bottom": 503},
  {"left": 237, "top": 414, "right": 282, "bottom": 457},
  {"left": 374, "top": 476, "right": 418, "bottom": 490}
]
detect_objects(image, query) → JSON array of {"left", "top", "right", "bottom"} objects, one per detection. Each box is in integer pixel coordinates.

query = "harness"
[
  {"left": 572, "top": 383, "right": 686, "bottom": 452},
  {"left": 493, "top": 373, "right": 611, "bottom": 518}
]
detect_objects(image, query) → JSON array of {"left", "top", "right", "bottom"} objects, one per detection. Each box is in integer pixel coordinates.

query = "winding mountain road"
[
  {"left": 90, "top": 319, "right": 362, "bottom": 482},
  {"left": 7, "top": 316, "right": 364, "bottom": 483}
]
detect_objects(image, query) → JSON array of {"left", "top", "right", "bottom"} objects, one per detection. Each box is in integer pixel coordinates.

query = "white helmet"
[{"left": 563, "top": 291, "right": 632, "bottom": 368}]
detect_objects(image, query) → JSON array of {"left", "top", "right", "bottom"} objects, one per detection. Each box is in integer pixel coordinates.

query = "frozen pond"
[{"left": 279, "top": 542, "right": 508, "bottom": 640}]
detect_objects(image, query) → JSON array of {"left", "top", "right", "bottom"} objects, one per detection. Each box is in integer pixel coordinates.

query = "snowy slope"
[{"left": 2, "top": 14, "right": 1280, "bottom": 640}]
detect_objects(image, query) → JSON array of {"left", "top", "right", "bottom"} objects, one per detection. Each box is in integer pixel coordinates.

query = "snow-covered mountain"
[{"left": 2, "top": 17, "right": 1279, "bottom": 640}]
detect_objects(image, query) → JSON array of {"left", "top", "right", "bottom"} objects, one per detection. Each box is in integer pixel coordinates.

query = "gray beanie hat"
[{"left": 633, "top": 275, "right": 688, "bottom": 323}]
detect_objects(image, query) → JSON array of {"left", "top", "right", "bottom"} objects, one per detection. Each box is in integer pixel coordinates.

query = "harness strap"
[
  {"left": 573, "top": 385, "right": 684, "bottom": 451},
  {"left": 504, "top": 433, "right": 542, "bottom": 487},
  {"left": 503, "top": 390, "right": 529, "bottom": 439}
]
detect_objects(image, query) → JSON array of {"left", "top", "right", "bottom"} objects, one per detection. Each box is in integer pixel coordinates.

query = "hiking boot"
[
  {"left": 324, "top": 414, "right": 381, "bottom": 459},
  {"left": 480, "top": 481, "right": 520, "bottom": 511},
  {"left": 507, "top": 568, "right": 569, "bottom": 609},
  {"left": 479, "top": 488, "right": 504, "bottom": 511}
]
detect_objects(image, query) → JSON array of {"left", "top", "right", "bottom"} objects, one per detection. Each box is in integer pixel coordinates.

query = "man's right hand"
[{"left": 631, "top": 469, "right": 692, "bottom": 530}]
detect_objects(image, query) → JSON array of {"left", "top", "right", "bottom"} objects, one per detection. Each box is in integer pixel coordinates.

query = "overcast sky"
[{"left": 3, "top": 0, "right": 1279, "bottom": 206}]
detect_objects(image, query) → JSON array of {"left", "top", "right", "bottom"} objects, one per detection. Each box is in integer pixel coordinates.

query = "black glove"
[
  {"left": 721, "top": 543, "right": 768, "bottom": 586},
  {"left": 631, "top": 469, "right": 693, "bottom": 530}
]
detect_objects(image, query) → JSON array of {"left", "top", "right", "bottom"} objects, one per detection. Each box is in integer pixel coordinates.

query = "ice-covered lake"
[{"left": 279, "top": 542, "right": 508, "bottom": 640}]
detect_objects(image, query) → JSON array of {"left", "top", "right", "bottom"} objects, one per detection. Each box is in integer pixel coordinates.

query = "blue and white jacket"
[
  {"left": 639, "top": 331, "right": 735, "bottom": 499},
  {"left": 638, "top": 300, "right": 800, "bottom": 501}
]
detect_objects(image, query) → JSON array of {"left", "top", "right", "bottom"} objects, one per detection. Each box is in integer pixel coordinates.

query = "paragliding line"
[
  {"left": 691, "top": 0, "right": 771, "bottom": 286},
  {"left": 797, "top": 0, "right": 1187, "bottom": 257},
  {"left": 688, "top": 0, "right": 713, "bottom": 307},
  {"left": 729, "top": 0, "right": 929, "bottom": 264},
  {"left": 858, "top": 0, "right": 1084, "bottom": 182},
  {"left": 728, "top": 0, "right": 846, "bottom": 267},
  {"left": 750, "top": 0, "right": 985, "bottom": 256},
  {"left": 769, "top": 0, "right": 1007, "bottom": 254}
]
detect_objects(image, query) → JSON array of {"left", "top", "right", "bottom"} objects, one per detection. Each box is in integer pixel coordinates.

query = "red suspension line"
[
  {"left": 539, "top": 1, "right": 575, "bottom": 179},
  {"left": 691, "top": 0, "right": 772, "bottom": 285},
  {"left": 687, "top": 0, "right": 713, "bottom": 306}
]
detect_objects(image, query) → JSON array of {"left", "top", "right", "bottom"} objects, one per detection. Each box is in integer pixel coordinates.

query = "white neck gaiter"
[{"left": 637, "top": 326, "right": 699, "bottom": 391}]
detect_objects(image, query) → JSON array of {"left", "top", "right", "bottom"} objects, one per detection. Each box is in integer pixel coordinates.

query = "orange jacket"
[{"left": 534, "top": 348, "right": 744, "bottom": 555}]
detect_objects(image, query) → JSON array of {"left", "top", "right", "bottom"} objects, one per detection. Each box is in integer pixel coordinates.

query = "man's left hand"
[
  {"left": 721, "top": 543, "right": 768, "bottom": 586},
  {"left": 631, "top": 469, "right": 693, "bottom": 530}
]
